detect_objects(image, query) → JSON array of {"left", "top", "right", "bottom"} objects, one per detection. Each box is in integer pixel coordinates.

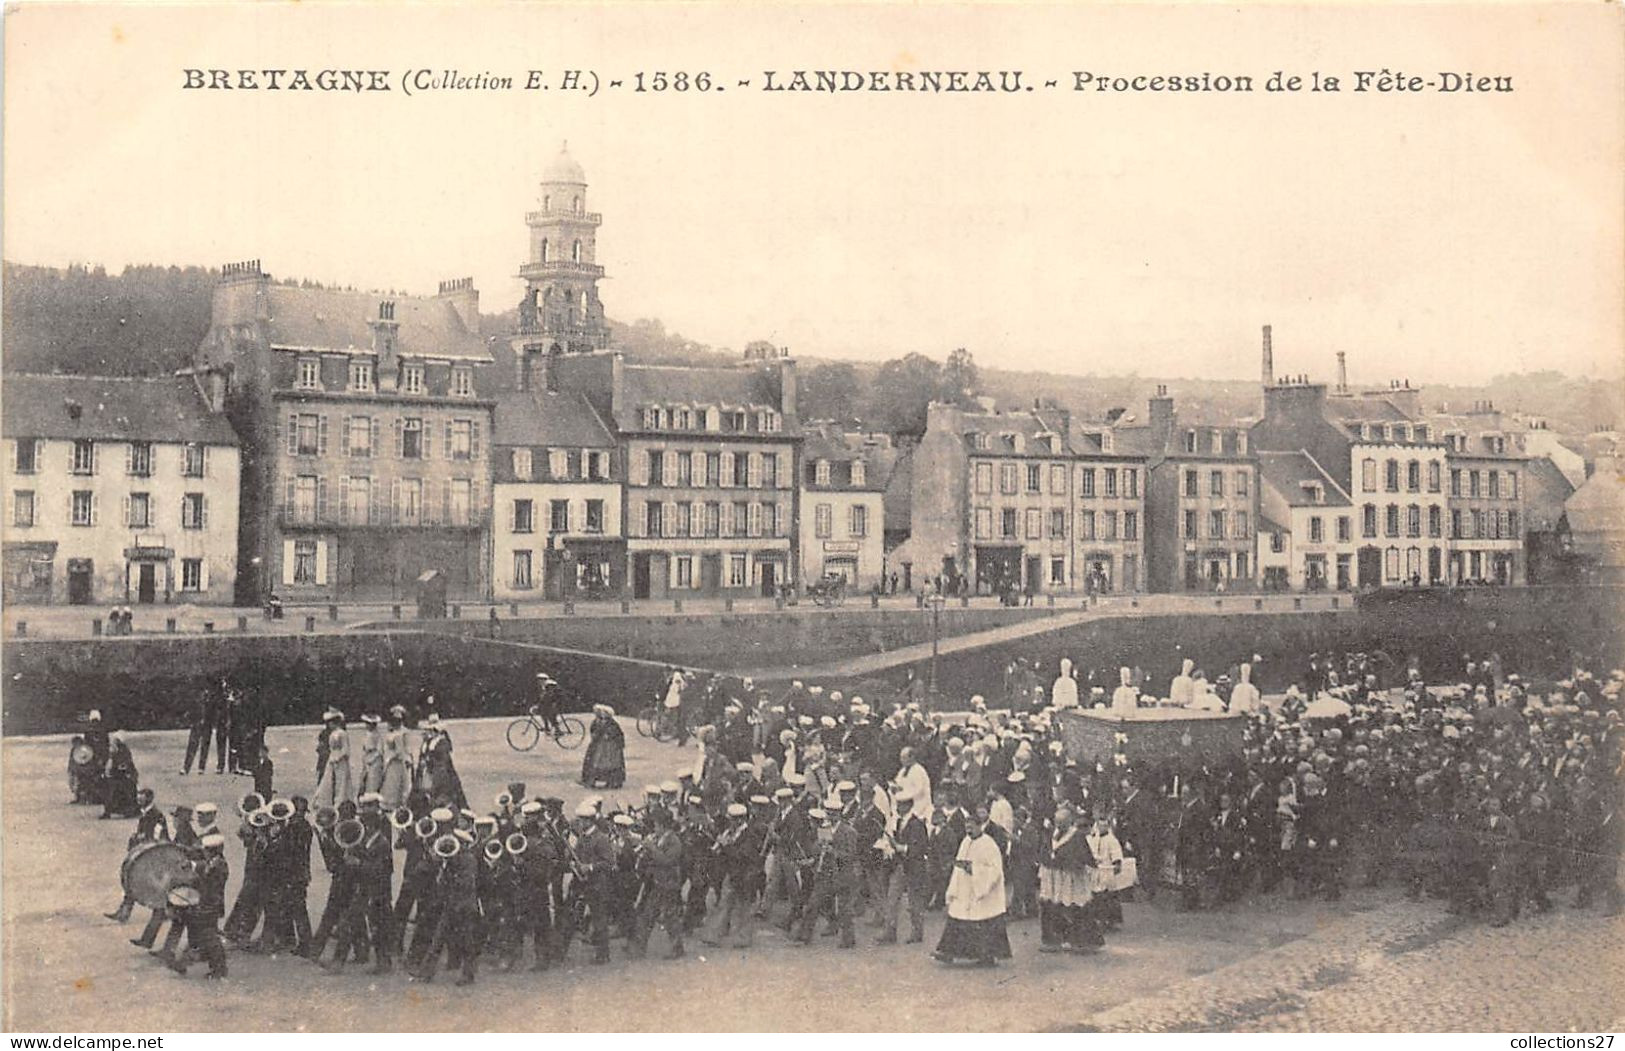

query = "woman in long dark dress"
[
  {"left": 100, "top": 732, "right": 141, "bottom": 819},
  {"left": 581, "top": 705, "right": 626, "bottom": 789}
]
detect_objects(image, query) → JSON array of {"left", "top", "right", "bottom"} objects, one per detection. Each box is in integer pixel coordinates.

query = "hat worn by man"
[
  {"left": 773, "top": 787, "right": 795, "bottom": 800},
  {"left": 574, "top": 801, "right": 598, "bottom": 819},
  {"left": 726, "top": 803, "right": 748, "bottom": 817}
]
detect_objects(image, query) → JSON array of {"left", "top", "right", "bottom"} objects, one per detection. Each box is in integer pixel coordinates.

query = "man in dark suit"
[
  {"left": 106, "top": 788, "right": 169, "bottom": 922},
  {"left": 169, "top": 834, "right": 229, "bottom": 979},
  {"left": 878, "top": 794, "right": 930, "bottom": 944}
]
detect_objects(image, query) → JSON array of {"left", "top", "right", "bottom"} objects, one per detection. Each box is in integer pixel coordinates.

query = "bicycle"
[
  {"left": 634, "top": 704, "right": 681, "bottom": 742},
  {"left": 507, "top": 706, "right": 586, "bottom": 752}
]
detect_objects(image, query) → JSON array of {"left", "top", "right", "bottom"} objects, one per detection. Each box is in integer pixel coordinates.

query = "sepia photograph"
[{"left": 2, "top": 0, "right": 1622, "bottom": 1037}]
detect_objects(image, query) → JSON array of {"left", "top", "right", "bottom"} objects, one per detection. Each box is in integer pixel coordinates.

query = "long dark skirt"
[{"left": 935, "top": 915, "right": 1011, "bottom": 962}]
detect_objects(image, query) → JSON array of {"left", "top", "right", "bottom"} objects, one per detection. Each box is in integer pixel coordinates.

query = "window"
[
  {"left": 1271, "top": 531, "right": 1285, "bottom": 554},
  {"left": 512, "top": 551, "right": 534, "bottom": 589},
  {"left": 732, "top": 501, "right": 748, "bottom": 537},
  {"left": 1406, "top": 547, "right": 1422, "bottom": 581},
  {"left": 999, "top": 464, "right": 1018, "bottom": 495},
  {"left": 1080, "top": 468, "right": 1096, "bottom": 497},
  {"left": 1184, "top": 470, "right": 1198, "bottom": 498},
  {"left": 71, "top": 490, "right": 94, "bottom": 526},
  {"left": 510, "top": 498, "right": 536, "bottom": 535},
  {"left": 14, "top": 439, "right": 39, "bottom": 475},
  {"left": 181, "top": 558, "right": 202, "bottom": 591},
  {"left": 551, "top": 449, "right": 571, "bottom": 480},
  {"left": 1050, "top": 558, "right": 1067, "bottom": 585},
  {"left": 1049, "top": 509, "right": 1066, "bottom": 539},
  {"left": 127, "top": 442, "right": 153, "bottom": 477},
  {"left": 401, "top": 418, "right": 423, "bottom": 459},
  {"left": 182, "top": 493, "right": 206, "bottom": 530},
  {"left": 1025, "top": 464, "right": 1042, "bottom": 493},
  {"left": 1080, "top": 510, "right": 1097, "bottom": 540},
  {"left": 646, "top": 502, "right": 664, "bottom": 537},
  {"left": 1429, "top": 506, "right": 1442, "bottom": 538},
  {"left": 448, "top": 421, "right": 473, "bottom": 461},
  {"left": 1384, "top": 547, "right": 1400, "bottom": 581},
  {"left": 975, "top": 463, "right": 995, "bottom": 494},
  {"left": 1361, "top": 459, "right": 1377, "bottom": 491},
  {"left": 124, "top": 492, "right": 151, "bottom": 528},
  {"left": 1124, "top": 511, "right": 1138, "bottom": 540},
  {"left": 295, "top": 414, "right": 321, "bottom": 456},
  {"left": 345, "top": 416, "right": 373, "bottom": 458},
  {"left": 72, "top": 440, "right": 96, "bottom": 475},
  {"left": 1236, "top": 471, "right": 1249, "bottom": 497},
  {"left": 1184, "top": 430, "right": 1198, "bottom": 453},
  {"left": 1103, "top": 469, "right": 1118, "bottom": 498},
  {"left": 1451, "top": 509, "right": 1463, "bottom": 539},
  {"left": 848, "top": 460, "right": 866, "bottom": 487},
  {"left": 1473, "top": 509, "right": 1486, "bottom": 538},
  {"left": 1025, "top": 508, "right": 1042, "bottom": 540},
  {"left": 1508, "top": 472, "right": 1519, "bottom": 499},
  {"left": 1123, "top": 468, "right": 1139, "bottom": 498},
  {"left": 584, "top": 500, "right": 608, "bottom": 536},
  {"left": 447, "top": 480, "right": 471, "bottom": 526},
  {"left": 729, "top": 554, "right": 748, "bottom": 588},
  {"left": 349, "top": 359, "right": 374, "bottom": 392},
  {"left": 1469, "top": 471, "right": 1481, "bottom": 498},
  {"left": 702, "top": 501, "right": 720, "bottom": 537},
  {"left": 402, "top": 364, "right": 425, "bottom": 395},
  {"left": 1385, "top": 459, "right": 1400, "bottom": 492},
  {"left": 587, "top": 450, "right": 610, "bottom": 481},
  {"left": 1337, "top": 516, "right": 1351, "bottom": 542},
  {"left": 1407, "top": 461, "right": 1421, "bottom": 492},
  {"left": 764, "top": 454, "right": 779, "bottom": 489},
  {"left": 675, "top": 501, "right": 692, "bottom": 537},
  {"left": 1236, "top": 511, "right": 1249, "bottom": 538},
  {"left": 1407, "top": 505, "right": 1422, "bottom": 538},
  {"left": 297, "top": 358, "right": 322, "bottom": 390},
  {"left": 1385, "top": 504, "right": 1400, "bottom": 537},
  {"left": 648, "top": 451, "right": 669, "bottom": 486},
  {"left": 512, "top": 448, "right": 532, "bottom": 481},
  {"left": 1103, "top": 511, "right": 1119, "bottom": 540},
  {"left": 850, "top": 505, "right": 868, "bottom": 537},
  {"left": 815, "top": 503, "right": 833, "bottom": 538},
  {"left": 747, "top": 503, "right": 764, "bottom": 538},
  {"left": 1049, "top": 464, "right": 1067, "bottom": 494},
  {"left": 13, "top": 490, "right": 35, "bottom": 527},
  {"left": 398, "top": 479, "right": 423, "bottom": 525},
  {"left": 1427, "top": 462, "right": 1441, "bottom": 492},
  {"left": 1488, "top": 471, "right": 1500, "bottom": 499},
  {"left": 1182, "top": 509, "right": 1196, "bottom": 539},
  {"left": 1001, "top": 508, "right": 1018, "bottom": 539},
  {"left": 1363, "top": 505, "right": 1377, "bottom": 538},
  {"left": 1310, "top": 516, "right": 1324, "bottom": 543},
  {"left": 294, "top": 475, "right": 318, "bottom": 523},
  {"left": 1210, "top": 471, "right": 1224, "bottom": 497},
  {"left": 675, "top": 556, "right": 694, "bottom": 589},
  {"left": 451, "top": 367, "right": 473, "bottom": 398},
  {"left": 550, "top": 499, "right": 570, "bottom": 532},
  {"left": 293, "top": 539, "right": 318, "bottom": 584},
  {"left": 1508, "top": 510, "right": 1520, "bottom": 536},
  {"left": 1209, "top": 510, "right": 1225, "bottom": 539},
  {"left": 729, "top": 410, "right": 747, "bottom": 432},
  {"left": 974, "top": 507, "right": 992, "bottom": 540},
  {"left": 1450, "top": 469, "right": 1462, "bottom": 497},
  {"left": 343, "top": 478, "right": 371, "bottom": 525}
]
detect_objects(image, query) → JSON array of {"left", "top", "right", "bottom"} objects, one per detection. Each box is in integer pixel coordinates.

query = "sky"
[{"left": 4, "top": 2, "right": 1622, "bottom": 384}]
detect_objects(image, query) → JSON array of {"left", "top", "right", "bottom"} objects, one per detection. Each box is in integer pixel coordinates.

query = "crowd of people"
[{"left": 94, "top": 645, "right": 1623, "bottom": 983}]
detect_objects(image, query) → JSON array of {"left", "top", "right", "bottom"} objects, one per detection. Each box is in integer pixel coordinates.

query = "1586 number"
[{"left": 632, "top": 72, "right": 715, "bottom": 92}]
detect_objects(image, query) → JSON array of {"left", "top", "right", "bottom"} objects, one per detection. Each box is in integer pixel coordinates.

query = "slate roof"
[
  {"left": 1, "top": 374, "right": 238, "bottom": 445},
  {"left": 263, "top": 285, "right": 488, "bottom": 361},
  {"left": 615, "top": 363, "right": 794, "bottom": 432},
  {"left": 1322, "top": 396, "right": 1412, "bottom": 424},
  {"left": 492, "top": 389, "right": 614, "bottom": 448},
  {"left": 1257, "top": 450, "right": 1352, "bottom": 507}
]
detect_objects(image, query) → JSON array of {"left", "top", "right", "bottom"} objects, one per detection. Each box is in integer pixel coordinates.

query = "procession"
[{"left": 82, "top": 647, "right": 1625, "bottom": 987}]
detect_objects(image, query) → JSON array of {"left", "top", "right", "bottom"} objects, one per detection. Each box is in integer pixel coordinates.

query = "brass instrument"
[
  {"left": 389, "top": 806, "right": 415, "bottom": 831},
  {"left": 483, "top": 838, "right": 505, "bottom": 862},
  {"left": 266, "top": 799, "right": 295, "bottom": 822},
  {"left": 495, "top": 792, "right": 513, "bottom": 811},
  {"left": 505, "top": 832, "right": 529, "bottom": 856},
  {"left": 414, "top": 815, "right": 438, "bottom": 840},
  {"left": 432, "top": 833, "right": 462, "bottom": 859},
  {"left": 334, "top": 817, "right": 366, "bottom": 850},
  {"left": 248, "top": 810, "right": 272, "bottom": 829},
  {"left": 238, "top": 792, "right": 266, "bottom": 817}
]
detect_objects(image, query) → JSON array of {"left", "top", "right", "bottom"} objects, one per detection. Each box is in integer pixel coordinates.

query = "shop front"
[{"left": 123, "top": 541, "right": 174, "bottom": 604}]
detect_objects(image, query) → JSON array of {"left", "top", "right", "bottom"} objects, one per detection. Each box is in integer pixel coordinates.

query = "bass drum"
[{"left": 120, "top": 841, "right": 197, "bottom": 910}]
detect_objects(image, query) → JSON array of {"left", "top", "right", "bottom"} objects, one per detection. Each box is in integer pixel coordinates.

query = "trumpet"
[
  {"left": 432, "top": 833, "right": 461, "bottom": 859},
  {"left": 334, "top": 817, "right": 366, "bottom": 850},
  {"left": 248, "top": 810, "right": 272, "bottom": 829},
  {"left": 495, "top": 792, "right": 513, "bottom": 811},
  {"left": 238, "top": 792, "right": 266, "bottom": 817},
  {"left": 389, "top": 806, "right": 415, "bottom": 831},
  {"left": 483, "top": 838, "right": 505, "bottom": 862},
  {"left": 414, "top": 815, "right": 438, "bottom": 840},
  {"left": 505, "top": 832, "right": 528, "bottom": 856},
  {"left": 266, "top": 799, "right": 296, "bottom": 823}
]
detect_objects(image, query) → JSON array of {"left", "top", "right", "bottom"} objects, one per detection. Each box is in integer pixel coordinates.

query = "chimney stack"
[
  {"left": 1261, "top": 325, "right": 1274, "bottom": 389},
  {"left": 1336, "top": 351, "right": 1347, "bottom": 393}
]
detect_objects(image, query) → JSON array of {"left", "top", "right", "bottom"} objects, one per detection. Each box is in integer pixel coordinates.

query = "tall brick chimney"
[
  {"left": 1336, "top": 351, "right": 1348, "bottom": 394},
  {"left": 437, "top": 277, "right": 480, "bottom": 335},
  {"left": 1261, "top": 324, "right": 1274, "bottom": 387}
]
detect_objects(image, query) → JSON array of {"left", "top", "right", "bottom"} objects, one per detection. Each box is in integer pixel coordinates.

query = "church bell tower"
[{"left": 513, "top": 143, "right": 610, "bottom": 388}]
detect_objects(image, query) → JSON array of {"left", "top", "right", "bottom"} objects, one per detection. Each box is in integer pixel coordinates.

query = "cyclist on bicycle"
[{"left": 534, "top": 672, "right": 563, "bottom": 736}]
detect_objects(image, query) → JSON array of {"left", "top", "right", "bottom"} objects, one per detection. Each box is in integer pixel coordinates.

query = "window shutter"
[
  {"left": 125, "top": 444, "right": 134, "bottom": 475},
  {"left": 747, "top": 453, "right": 762, "bottom": 488},
  {"left": 317, "top": 415, "right": 329, "bottom": 456},
  {"left": 316, "top": 477, "right": 329, "bottom": 522},
  {"left": 201, "top": 445, "right": 209, "bottom": 478},
  {"left": 315, "top": 541, "right": 329, "bottom": 586},
  {"left": 629, "top": 500, "right": 643, "bottom": 538},
  {"left": 691, "top": 450, "right": 705, "bottom": 487},
  {"left": 391, "top": 480, "right": 400, "bottom": 525},
  {"left": 778, "top": 452, "right": 790, "bottom": 489},
  {"left": 508, "top": 499, "right": 517, "bottom": 532},
  {"left": 443, "top": 480, "right": 452, "bottom": 524},
  {"left": 339, "top": 477, "right": 350, "bottom": 523},
  {"left": 720, "top": 501, "right": 734, "bottom": 536},
  {"left": 663, "top": 450, "right": 678, "bottom": 483},
  {"left": 368, "top": 418, "right": 379, "bottom": 458},
  {"left": 199, "top": 559, "right": 210, "bottom": 593},
  {"left": 122, "top": 495, "right": 131, "bottom": 527},
  {"left": 423, "top": 423, "right": 433, "bottom": 461},
  {"left": 342, "top": 418, "right": 352, "bottom": 456},
  {"left": 282, "top": 539, "right": 296, "bottom": 585},
  {"left": 631, "top": 449, "right": 649, "bottom": 486},
  {"left": 288, "top": 415, "right": 299, "bottom": 455},
  {"left": 284, "top": 477, "right": 295, "bottom": 517},
  {"left": 471, "top": 421, "right": 482, "bottom": 460},
  {"left": 394, "top": 418, "right": 404, "bottom": 458},
  {"left": 444, "top": 421, "right": 453, "bottom": 459},
  {"left": 201, "top": 495, "right": 208, "bottom": 530},
  {"left": 662, "top": 501, "right": 676, "bottom": 537},
  {"left": 720, "top": 451, "right": 735, "bottom": 488}
]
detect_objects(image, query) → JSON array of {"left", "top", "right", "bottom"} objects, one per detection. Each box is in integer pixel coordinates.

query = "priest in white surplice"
[{"left": 933, "top": 802, "right": 1012, "bottom": 966}]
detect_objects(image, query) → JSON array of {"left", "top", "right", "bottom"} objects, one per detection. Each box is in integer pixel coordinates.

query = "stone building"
[
  {"left": 1431, "top": 402, "right": 1527, "bottom": 584},
  {"left": 798, "top": 423, "right": 890, "bottom": 591},
  {"left": 1254, "top": 449, "right": 1356, "bottom": 591},
  {"left": 196, "top": 261, "right": 494, "bottom": 602},
  {"left": 2, "top": 374, "right": 240, "bottom": 605}
]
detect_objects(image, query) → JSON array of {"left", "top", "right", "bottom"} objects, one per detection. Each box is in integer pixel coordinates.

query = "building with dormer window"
[
  {"left": 799, "top": 422, "right": 891, "bottom": 590},
  {"left": 196, "top": 261, "right": 493, "bottom": 602}
]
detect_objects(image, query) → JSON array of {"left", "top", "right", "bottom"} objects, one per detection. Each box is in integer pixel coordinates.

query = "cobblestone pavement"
[{"left": 1081, "top": 896, "right": 1625, "bottom": 1032}]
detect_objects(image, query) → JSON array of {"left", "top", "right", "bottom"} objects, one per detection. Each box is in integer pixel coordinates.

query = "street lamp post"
[{"left": 928, "top": 593, "right": 946, "bottom": 697}]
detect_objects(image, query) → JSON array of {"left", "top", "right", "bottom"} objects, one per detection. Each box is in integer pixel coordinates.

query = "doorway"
[
  {"left": 68, "top": 560, "right": 93, "bottom": 605},
  {"left": 136, "top": 563, "right": 157, "bottom": 604},
  {"left": 759, "top": 561, "right": 777, "bottom": 597},
  {"left": 632, "top": 554, "right": 652, "bottom": 599},
  {"left": 1024, "top": 556, "right": 1042, "bottom": 593},
  {"left": 1357, "top": 546, "right": 1382, "bottom": 587}
]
